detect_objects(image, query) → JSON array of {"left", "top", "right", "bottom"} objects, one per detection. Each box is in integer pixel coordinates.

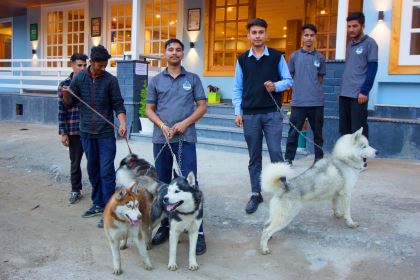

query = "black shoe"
[
  {"left": 68, "top": 191, "right": 82, "bottom": 204},
  {"left": 196, "top": 234, "right": 207, "bottom": 255},
  {"left": 152, "top": 226, "right": 169, "bottom": 245},
  {"left": 97, "top": 218, "right": 104, "bottom": 228},
  {"left": 81, "top": 205, "right": 104, "bottom": 218},
  {"left": 245, "top": 194, "right": 263, "bottom": 214}
]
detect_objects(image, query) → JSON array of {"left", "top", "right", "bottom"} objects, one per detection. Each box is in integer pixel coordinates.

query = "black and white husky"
[
  {"left": 152, "top": 171, "right": 203, "bottom": 271},
  {"left": 260, "top": 128, "right": 377, "bottom": 254}
]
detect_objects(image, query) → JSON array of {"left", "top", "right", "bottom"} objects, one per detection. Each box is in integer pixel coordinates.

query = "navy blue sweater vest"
[{"left": 238, "top": 48, "right": 283, "bottom": 114}]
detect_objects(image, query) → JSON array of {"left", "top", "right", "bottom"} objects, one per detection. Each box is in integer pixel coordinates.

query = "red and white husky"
[{"left": 103, "top": 180, "right": 157, "bottom": 275}]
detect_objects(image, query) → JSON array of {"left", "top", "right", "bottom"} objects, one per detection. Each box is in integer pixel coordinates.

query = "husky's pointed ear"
[
  {"left": 116, "top": 188, "right": 127, "bottom": 201},
  {"left": 186, "top": 171, "right": 196, "bottom": 187},
  {"left": 352, "top": 127, "right": 363, "bottom": 142},
  {"left": 173, "top": 169, "right": 179, "bottom": 179}
]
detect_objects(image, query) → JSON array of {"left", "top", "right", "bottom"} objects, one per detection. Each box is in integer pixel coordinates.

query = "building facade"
[{"left": 0, "top": 0, "right": 419, "bottom": 158}]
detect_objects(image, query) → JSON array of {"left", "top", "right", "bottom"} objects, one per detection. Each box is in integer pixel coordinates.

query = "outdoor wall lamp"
[
  {"left": 32, "top": 49, "right": 36, "bottom": 54},
  {"left": 378, "top": 11, "right": 384, "bottom": 21},
  {"left": 190, "top": 42, "right": 195, "bottom": 48}
]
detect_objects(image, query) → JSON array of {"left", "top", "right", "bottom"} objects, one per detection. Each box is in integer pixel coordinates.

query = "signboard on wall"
[{"left": 30, "top": 23, "right": 38, "bottom": 41}]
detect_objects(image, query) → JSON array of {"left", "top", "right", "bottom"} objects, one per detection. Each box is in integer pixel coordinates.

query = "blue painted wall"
[
  {"left": 12, "top": 16, "right": 29, "bottom": 59},
  {"left": 363, "top": 0, "right": 420, "bottom": 108}
]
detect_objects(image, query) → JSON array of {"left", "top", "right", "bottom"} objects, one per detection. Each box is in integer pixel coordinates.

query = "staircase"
[{"left": 131, "top": 102, "right": 308, "bottom": 156}]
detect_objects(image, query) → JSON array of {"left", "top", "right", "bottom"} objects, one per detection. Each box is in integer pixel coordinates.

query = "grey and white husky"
[
  {"left": 260, "top": 128, "right": 377, "bottom": 254},
  {"left": 152, "top": 171, "right": 204, "bottom": 271}
]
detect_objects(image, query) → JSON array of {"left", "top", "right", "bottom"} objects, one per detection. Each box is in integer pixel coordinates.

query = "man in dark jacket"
[{"left": 63, "top": 45, "right": 126, "bottom": 228}]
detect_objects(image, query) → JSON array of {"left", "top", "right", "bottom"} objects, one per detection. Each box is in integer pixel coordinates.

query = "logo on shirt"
[
  {"left": 314, "top": 60, "right": 320, "bottom": 68},
  {"left": 183, "top": 80, "right": 192, "bottom": 91},
  {"left": 356, "top": 46, "right": 364, "bottom": 55}
]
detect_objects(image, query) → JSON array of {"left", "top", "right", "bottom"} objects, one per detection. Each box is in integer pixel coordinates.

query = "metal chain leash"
[{"left": 268, "top": 92, "right": 324, "bottom": 153}]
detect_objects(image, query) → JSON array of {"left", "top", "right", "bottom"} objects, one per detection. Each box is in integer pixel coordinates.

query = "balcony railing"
[{"left": 0, "top": 56, "right": 161, "bottom": 94}]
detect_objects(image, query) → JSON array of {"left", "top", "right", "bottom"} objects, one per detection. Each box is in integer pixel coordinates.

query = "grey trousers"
[{"left": 243, "top": 111, "right": 284, "bottom": 193}]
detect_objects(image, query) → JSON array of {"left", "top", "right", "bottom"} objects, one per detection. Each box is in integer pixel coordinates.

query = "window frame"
[
  {"left": 389, "top": 0, "right": 420, "bottom": 74},
  {"left": 41, "top": 1, "right": 88, "bottom": 67},
  {"left": 204, "top": 0, "right": 256, "bottom": 77}
]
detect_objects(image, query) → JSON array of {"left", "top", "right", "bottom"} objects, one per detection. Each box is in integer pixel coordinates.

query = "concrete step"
[
  {"left": 199, "top": 113, "right": 291, "bottom": 128},
  {"left": 196, "top": 124, "right": 289, "bottom": 142},
  {"left": 207, "top": 103, "right": 234, "bottom": 115},
  {"left": 372, "top": 104, "right": 420, "bottom": 120},
  {"left": 130, "top": 132, "right": 308, "bottom": 156}
]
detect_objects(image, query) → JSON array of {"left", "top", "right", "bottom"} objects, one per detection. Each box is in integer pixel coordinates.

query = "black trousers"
[
  {"left": 338, "top": 96, "right": 368, "bottom": 138},
  {"left": 69, "top": 135, "right": 84, "bottom": 192},
  {"left": 285, "top": 106, "right": 324, "bottom": 161}
]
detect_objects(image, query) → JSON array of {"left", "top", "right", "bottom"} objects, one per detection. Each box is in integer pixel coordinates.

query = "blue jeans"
[
  {"left": 153, "top": 141, "right": 203, "bottom": 232},
  {"left": 243, "top": 111, "right": 284, "bottom": 193},
  {"left": 153, "top": 141, "right": 197, "bottom": 184},
  {"left": 81, "top": 136, "right": 116, "bottom": 208}
]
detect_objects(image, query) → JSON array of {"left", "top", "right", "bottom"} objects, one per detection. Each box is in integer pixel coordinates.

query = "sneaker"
[
  {"left": 245, "top": 194, "right": 263, "bottom": 214},
  {"left": 151, "top": 226, "right": 169, "bottom": 245},
  {"left": 97, "top": 218, "right": 104, "bottom": 228},
  {"left": 196, "top": 234, "right": 207, "bottom": 255},
  {"left": 68, "top": 191, "right": 82, "bottom": 204},
  {"left": 81, "top": 205, "right": 104, "bottom": 218}
]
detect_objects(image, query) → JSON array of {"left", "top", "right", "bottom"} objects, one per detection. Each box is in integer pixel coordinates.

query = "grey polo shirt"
[
  {"left": 147, "top": 67, "right": 206, "bottom": 144},
  {"left": 288, "top": 48, "right": 326, "bottom": 107},
  {"left": 340, "top": 35, "right": 378, "bottom": 98}
]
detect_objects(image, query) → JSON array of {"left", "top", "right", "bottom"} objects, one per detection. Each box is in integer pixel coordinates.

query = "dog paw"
[
  {"left": 334, "top": 212, "right": 344, "bottom": 219},
  {"left": 346, "top": 221, "right": 359, "bottom": 228},
  {"left": 113, "top": 268, "right": 122, "bottom": 275},
  {"left": 189, "top": 262, "right": 199, "bottom": 271},
  {"left": 168, "top": 263, "right": 178, "bottom": 271},
  {"left": 261, "top": 248, "right": 271, "bottom": 255},
  {"left": 144, "top": 262, "right": 153, "bottom": 271}
]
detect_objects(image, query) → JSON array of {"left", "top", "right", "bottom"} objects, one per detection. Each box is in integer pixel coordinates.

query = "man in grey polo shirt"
[
  {"left": 145, "top": 38, "right": 208, "bottom": 255},
  {"left": 339, "top": 12, "right": 378, "bottom": 170},
  {"left": 285, "top": 23, "right": 326, "bottom": 165}
]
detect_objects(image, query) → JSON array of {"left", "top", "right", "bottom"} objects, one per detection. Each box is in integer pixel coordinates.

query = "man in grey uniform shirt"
[
  {"left": 285, "top": 23, "right": 326, "bottom": 165},
  {"left": 339, "top": 12, "right": 378, "bottom": 169},
  {"left": 146, "top": 38, "right": 208, "bottom": 254}
]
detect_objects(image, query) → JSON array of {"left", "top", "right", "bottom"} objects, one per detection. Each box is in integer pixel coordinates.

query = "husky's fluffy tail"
[{"left": 261, "top": 162, "right": 295, "bottom": 194}]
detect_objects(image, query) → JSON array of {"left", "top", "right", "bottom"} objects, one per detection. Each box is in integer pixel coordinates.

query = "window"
[
  {"left": 44, "top": 7, "right": 87, "bottom": 67},
  {"left": 306, "top": 0, "right": 338, "bottom": 60},
  {"left": 0, "top": 20, "right": 12, "bottom": 68},
  {"left": 204, "top": 0, "right": 253, "bottom": 76},
  {"left": 399, "top": 0, "right": 420, "bottom": 64},
  {"left": 109, "top": 0, "right": 132, "bottom": 66},
  {"left": 144, "top": 0, "right": 178, "bottom": 67},
  {"left": 389, "top": 0, "right": 420, "bottom": 74}
]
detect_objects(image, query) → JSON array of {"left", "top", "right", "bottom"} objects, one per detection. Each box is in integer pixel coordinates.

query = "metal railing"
[{"left": 0, "top": 57, "right": 161, "bottom": 94}]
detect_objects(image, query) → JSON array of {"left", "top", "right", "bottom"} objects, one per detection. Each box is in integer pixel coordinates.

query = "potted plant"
[
  {"left": 207, "top": 84, "right": 222, "bottom": 104},
  {"left": 139, "top": 80, "right": 153, "bottom": 134}
]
